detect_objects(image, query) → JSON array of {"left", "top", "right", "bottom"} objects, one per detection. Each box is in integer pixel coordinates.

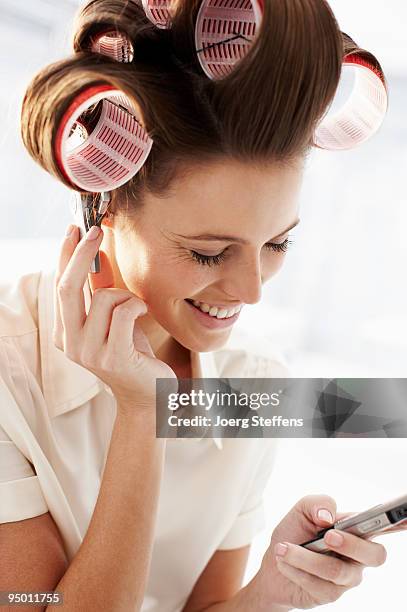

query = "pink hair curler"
[
  {"left": 54, "top": 30, "right": 153, "bottom": 193},
  {"left": 54, "top": 85, "right": 153, "bottom": 193},
  {"left": 195, "top": 0, "right": 264, "bottom": 80},
  {"left": 314, "top": 54, "right": 388, "bottom": 150},
  {"left": 90, "top": 29, "right": 135, "bottom": 63},
  {"left": 142, "top": 0, "right": 173, "bottom": 29}
]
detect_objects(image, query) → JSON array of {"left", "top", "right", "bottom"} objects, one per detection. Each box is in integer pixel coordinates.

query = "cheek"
[
  {"left": 121, "top": 248, "right": 208, "bottom": 305},
  {"left": 114, "top": 239, "right": 149, "bottom": 295},
  {"left": 263, "top": 254, "right": 286, "bottom": 281}
]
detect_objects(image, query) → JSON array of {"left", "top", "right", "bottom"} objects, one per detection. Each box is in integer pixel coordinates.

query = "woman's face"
[{"left": 102, "top": 158, "right": 303, "bottom": 353}]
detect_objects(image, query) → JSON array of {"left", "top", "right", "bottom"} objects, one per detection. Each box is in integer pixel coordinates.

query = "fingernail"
[
  {"left": 65, "top": 224, "right": 76, "bottom": 237},
  {"left": 318, "top": 508, "right": 334, "bottom": 523},
  {"left": 275, "top": 543, "right": 288, "bottom": 557},
  {"left": 325, "top": 530, "right": 343, "bottom": 547},
  {"left": 86, "top": 225, "right": 102, "bottom": 241}
]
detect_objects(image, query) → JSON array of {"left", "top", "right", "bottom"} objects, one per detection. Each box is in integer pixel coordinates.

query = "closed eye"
[{"left": 190, "top": 238, "right": 293, "bottom": 267}]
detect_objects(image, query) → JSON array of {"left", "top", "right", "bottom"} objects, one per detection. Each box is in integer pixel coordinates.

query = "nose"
[{"left": 231, "top": 254, "right": 263, "bottom": 305}]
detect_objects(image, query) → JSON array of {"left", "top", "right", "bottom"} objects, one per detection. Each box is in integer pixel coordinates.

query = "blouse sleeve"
[
  {"left": 0, "top": 423, "right": 48, "bottom": 523},
  {"left": 0, "top": 334, "right": 49, "bottom": 524},
  {"left": 217, "top": 439, "right": 278, "bottom": 550}
]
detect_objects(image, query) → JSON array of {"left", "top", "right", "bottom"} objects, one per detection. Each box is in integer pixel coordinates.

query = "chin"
[{"left": 175, "top": 329, "right": 232, "bottom": 354}]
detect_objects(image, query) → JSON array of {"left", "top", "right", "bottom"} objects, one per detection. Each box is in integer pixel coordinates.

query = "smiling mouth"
[
  {"left": 184, "top": 298, "right": 242, "bottom": 320},
  {"left": 185, "top": 298, "right": 241, "bottom": 310}
]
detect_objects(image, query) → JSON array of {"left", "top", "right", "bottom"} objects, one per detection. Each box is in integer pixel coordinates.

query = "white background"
[{"left": 0, "top": 1, "right": 406, "bottom": 610}]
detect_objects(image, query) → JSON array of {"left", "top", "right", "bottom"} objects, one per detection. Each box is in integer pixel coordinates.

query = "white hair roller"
[{"left": 314, "top": 54, "right": 388, "bottom": 150}]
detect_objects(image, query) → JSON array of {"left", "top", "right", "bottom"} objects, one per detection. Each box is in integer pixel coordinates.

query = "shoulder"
[
  {"left": 213, "top": 325, "right": 290, "bottom": 378},
  {"left": 0, "top": 270, "right": 43, "bottom": 338}
]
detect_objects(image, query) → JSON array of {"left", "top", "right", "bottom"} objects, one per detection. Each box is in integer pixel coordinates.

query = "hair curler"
[
  {"left": 142, "top": 0, "right": 173, "bottom": 29},
  {"left": 314, "top": 53, "right": 388, "bottom": 150},
  {"left": 90, "top": 29, "right": 135, "bottom": 62},
  {"left": 141, "top": 0, "right": 264, "bottom": 72},
  {"left": 194, "top": 0, "right": 263, "bottom": 80},
  {"left": 54, "top": 30, "right": 153, "bottom": 272},
  {"left": 54, "top": 85, "right": 152, "bottom": 193},
  {"left": 141, "top": 1, "right": 264, "bottom": 77}
]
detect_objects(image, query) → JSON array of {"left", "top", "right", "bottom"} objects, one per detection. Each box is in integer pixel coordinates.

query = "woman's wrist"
[
  {"left": 236, "top": 573, "right": 293, "bottom": 612},
  {"left": 115, "top": 398, "right": 162, "bottom": 440},
  {"left": 115, "top": 396, "right": 156, "bottom": 418},
  {"left": 196, "top": 573, "right": 293, "bottom": 612}
]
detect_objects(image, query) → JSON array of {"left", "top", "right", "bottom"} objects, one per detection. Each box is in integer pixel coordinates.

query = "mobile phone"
[
  {"left": 70, "top": 192, "right": 111, "bottom": 273},
  {"left": 300, "top": 494, "right": 407, "bottom": 553}
]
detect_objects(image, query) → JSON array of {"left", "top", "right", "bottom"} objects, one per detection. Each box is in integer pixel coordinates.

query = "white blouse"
[{"left": 0, "top": 268, "right": 289, "bottom": 612}]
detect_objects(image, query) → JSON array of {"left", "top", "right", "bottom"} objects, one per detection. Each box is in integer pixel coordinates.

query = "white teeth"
[
  {"left": 190, "top": 300, "right": 242, "bottom": 319},
  {"left": 216, "top": 309, "right": 228, "bottom": 319},
  {"left": 226, "top": 308, "right": 238, "bottom": 318}
]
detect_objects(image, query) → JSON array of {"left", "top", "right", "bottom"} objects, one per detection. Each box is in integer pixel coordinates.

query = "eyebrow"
[{"left": 174, "top": 219, "right": 301, "bottom": 244}]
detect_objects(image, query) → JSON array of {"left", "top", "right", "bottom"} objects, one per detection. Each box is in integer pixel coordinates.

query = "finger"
[
  {"left": 53, "top": 224, "right": 80, "bottom": 349},
  {"left": 82, "top": 288, "right": 144, "bottom": 353},
  {"left": 88, "top": 249, "right": 116, "bottom": 293},
  {"left": 274, "top": 542, "right": 363, "bottom": 587},
  {"left": 275, "top": 557, "right": 347, "bottom": 606},
  {"left": 385, "top": 523, "right": 406, "bottom": 534},
  {"left": 58, "top": 225, "right": 104, "bottom": 353},
  {"left": 323, "top": 529, "right": 387, "bottom": 567},
  {"left": 107, "top": 297, "right": 154, "bottom": 358},
  {"left": 296, "top": 494, "right": 338, "bottom": 527},
  {"left": 56, "top": 225, "right": 80, "bottom": 282}
]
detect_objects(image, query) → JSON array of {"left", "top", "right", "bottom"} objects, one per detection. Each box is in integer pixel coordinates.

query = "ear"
[{"left": 101, "top": 211, "right": 114, "bottom": 229}]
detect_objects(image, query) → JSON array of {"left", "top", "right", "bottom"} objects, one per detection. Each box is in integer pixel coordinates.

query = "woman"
[{"left": 0, "top": 1, "right": 394, "bottom": 610}]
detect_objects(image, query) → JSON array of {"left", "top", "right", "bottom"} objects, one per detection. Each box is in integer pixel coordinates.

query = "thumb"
[
  {"left": 298, "top": 494, "right": 337, "bottom": 527},
  {"left": 88, "top": 249, "right": 115, "bottom": 293}
]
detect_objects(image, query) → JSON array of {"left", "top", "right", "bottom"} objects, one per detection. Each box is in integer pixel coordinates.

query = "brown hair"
[{"left": 20, "top": 0, "right": 384, "bottom": 216}]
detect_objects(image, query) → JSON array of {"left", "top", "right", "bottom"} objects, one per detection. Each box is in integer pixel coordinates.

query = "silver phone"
[
  {"left": 300, "top": 493, "right": 407, "bottom": 553},
  {"left": 70, "top": 191, "right": 111, "bottom": 273}
]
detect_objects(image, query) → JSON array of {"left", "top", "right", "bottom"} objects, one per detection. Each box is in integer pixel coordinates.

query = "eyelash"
[{"left": 190, "top": 238, "right": 294, "bottom": 267}]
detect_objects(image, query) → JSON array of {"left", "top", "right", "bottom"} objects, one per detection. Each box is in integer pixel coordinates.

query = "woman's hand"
[
  {"left": 53, "top": 224, "right": 178, "bottom": 411},
  {"left": 251, "top": 495, "right": 388, "bottom": 610}
]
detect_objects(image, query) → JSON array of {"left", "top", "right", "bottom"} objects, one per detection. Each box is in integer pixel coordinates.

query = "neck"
[{"left": 136, "top": 313, "right": 192, "bottom": 378}]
